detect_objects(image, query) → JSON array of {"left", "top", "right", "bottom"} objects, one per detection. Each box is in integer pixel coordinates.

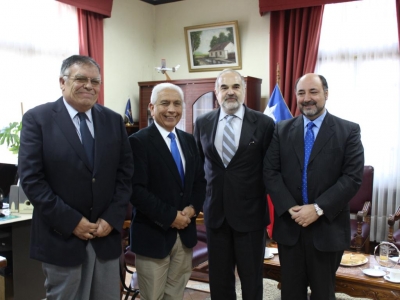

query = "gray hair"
[
  {"left": 215, "top": 69, "right": 246, "bottom": 91},
  {"left": 150, "top": 83, "right": 184, "bottom": 104},
  {"left": 60, "top": 55, "right": 101, "bottom": 77}
]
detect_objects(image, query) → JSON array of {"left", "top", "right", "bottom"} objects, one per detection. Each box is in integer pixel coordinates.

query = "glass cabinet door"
[{"left": 191, "top": 92, "right": 219, "bottom": 131}]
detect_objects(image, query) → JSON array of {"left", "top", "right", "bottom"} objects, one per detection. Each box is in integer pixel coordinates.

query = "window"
[
  {"left": 315, "top": 0, "right": 400, "bottom": 241},
  {"left": 0, "top": 0, "right": 78, "bottom": 164}
]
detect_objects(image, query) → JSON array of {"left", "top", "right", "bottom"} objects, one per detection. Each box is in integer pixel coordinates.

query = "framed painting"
[{"left": 184, "top": 20, "right": 242, "bottom": 72}]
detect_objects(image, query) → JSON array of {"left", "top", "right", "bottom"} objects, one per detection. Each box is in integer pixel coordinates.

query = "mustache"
[
  {"left": 224, "top": 96, "right": 238, "bottom": 101},
  {"left": 302, "top": 101, "right": 316, "bottom": 106}
]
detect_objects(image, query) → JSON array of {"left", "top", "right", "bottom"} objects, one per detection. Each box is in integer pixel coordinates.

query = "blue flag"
[
  {"left": 264, "top": 84, "right": 292, "bottom": 123},
  {"left": 125, "top": 99, "right": 134, "bottom": 125}
]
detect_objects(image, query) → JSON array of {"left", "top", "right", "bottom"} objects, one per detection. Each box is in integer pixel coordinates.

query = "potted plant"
[{"left": 0, "top": 121, "right": 22, "bottom": 154}]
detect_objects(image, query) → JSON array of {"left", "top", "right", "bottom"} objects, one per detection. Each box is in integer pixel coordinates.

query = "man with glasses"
[{"left": 18, "top": 55, "right": 134, "bottom": 299}]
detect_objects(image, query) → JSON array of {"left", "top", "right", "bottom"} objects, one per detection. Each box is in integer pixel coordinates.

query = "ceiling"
[{"left": 140, "top": 0, "right": 183, "bottom": 5}]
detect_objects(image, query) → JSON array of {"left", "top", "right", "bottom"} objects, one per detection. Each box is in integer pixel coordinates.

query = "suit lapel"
[
  {"left": 176, "top": 130, "right": 193, "bottom": 190},
  {"left": 235, "top": 106, "right": 257, "bottom": 159},
  {"left": 290, "top": 116, "right": 305, "bottom": 169},
  {"left": 149, "top": 124, "right": 183, "bottom": 188},
  {"left": 203, "top": 109, "right": 224, "bottom": 167},
  {"left": 92, "top": 104, "right": 106, "bottom": 175},
  {"left": 52, "top": 98, "right": 92, "bottom": 171},
  {"left": 290, "top": 113, "right": 336, "bottom": 168},
  {"left": 309, "top": 112, "right": 335, "bottom": 164}
]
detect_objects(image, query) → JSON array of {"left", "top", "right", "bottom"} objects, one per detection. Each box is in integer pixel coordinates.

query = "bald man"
[{"left": 264, "top": 73, "right": 364, "bottom": 300}]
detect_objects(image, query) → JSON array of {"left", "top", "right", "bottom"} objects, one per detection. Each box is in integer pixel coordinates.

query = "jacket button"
[
  {"left": 92, "top": 178, "right": 96, "bottom": 183},
  {"left": 180, "top": 192, "right": 183, "bottom": 196}
]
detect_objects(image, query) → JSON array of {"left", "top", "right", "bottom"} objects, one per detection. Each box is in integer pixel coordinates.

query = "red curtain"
[
  {"left": 269, "top": 6, "right": 324, "bottom": 116},
  {"left": 56, "top": 0, "right": 113, "bottom": 17},
  {"left": 259, "top": 0, "right": 358, "bottom": 15},
  {"left": 78, "top": 9, "right": 105, "bottom": 105},
  {"left": 397, "top": 0, "right": 400, "bottom": 49}
]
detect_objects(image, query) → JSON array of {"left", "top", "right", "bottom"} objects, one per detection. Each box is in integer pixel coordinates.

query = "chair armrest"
[
  {"left": 123, "top": 220, "right": 131, "bottom": 229},
  {"left": 356, "top": 201, "right": 371, "bottom": 223},
  {"left": 0, "top": 256, "right": 6, "bottom": 269}
]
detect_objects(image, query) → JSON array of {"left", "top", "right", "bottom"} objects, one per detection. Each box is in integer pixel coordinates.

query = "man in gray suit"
[
  {"left": 18, "top": 55, "right": 133, "bottom": 300},
  {"left": 264, "top": 73, "right": 364, "bottom": 300},
  {"left": 194, "top": 69, "right": 275, "bottom": 299}
]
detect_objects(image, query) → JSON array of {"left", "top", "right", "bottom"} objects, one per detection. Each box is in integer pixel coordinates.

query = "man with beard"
[
  {"left": 264, "top": 73, "right": 364, "bottom": 300},
  {"left": 194, "top": 69, "right": 275, "bottom": 299}
]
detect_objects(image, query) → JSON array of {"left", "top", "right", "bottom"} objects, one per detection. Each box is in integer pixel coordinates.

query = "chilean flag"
[{"left": 264, "top": 84, "right": 292, "bottom": 238}]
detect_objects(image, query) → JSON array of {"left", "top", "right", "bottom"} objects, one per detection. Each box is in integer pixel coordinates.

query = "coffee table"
[{"left": 263, "top": 251, "right": 400, "bottom": 299}]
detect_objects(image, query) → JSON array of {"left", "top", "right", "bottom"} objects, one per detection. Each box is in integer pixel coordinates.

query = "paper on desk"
[{"left": 0, "top": 214, "right": 20, "bottom": 222}]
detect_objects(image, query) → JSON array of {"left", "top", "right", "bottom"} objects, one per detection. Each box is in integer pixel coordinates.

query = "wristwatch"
[{"left": 314, "top": 204, "right": 324, "bottom": 216}]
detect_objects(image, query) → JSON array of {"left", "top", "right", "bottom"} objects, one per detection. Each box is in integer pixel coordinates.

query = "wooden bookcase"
[{"left": 138, "top": 76, "right": 262, "bottom": 134}]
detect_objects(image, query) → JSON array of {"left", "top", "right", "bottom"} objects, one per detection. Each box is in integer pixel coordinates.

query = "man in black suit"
[
  {"left": 264, "top": 73, "right": 365, "bottom": 300},
  {"left": 194, "top": 69, "right": 275, "bottom": 299},
  {"left": 18, "top": 55, "right": 134, "bottom": 299},
  {"left": 129, "top": 83, "right": 206, "bottom": 300}
]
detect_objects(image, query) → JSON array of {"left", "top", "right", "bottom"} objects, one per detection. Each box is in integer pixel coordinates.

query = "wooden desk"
[
  {"left": 263, "top": 252, "right": 400, "bottom": 300},
  {"left": 0, "top": 211, "right": 46, "bottom": 300}
]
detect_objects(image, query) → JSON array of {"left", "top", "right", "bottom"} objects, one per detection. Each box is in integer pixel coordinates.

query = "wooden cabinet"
[
  {"left": 138, "top": 76, "right": 262, "bottom": 134},
  {"left": 125, "top": 123, "right": 139, "bottom": 136}
]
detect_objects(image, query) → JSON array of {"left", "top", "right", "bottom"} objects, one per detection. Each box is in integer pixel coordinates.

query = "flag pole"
[
  {"left": 276, "top": 63, "right": 280, "bottom": 88},
  {"left": 267, "top": 62, "right": 282, "bottom": 248}
]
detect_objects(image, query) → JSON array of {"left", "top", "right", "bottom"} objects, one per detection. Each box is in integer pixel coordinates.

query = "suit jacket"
[
  {"left": 194, "top": 105, "right": 275, "bottom": 232},
  {"left": 18, "top": 97, "right": 133, "bottom": 266},
  {"left": 129, "top": 123, "right": 206, "bottom": 259},
  {"left": 264, "top": 112, "right": 364, "bottom": 251}
]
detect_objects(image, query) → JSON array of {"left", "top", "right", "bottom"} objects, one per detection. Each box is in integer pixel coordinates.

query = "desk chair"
[
  {"left": 0, "top": 256, "right": 7, "bottom": 300},
  {"left": 349, "top": 165, "right": 374, "bottom": 253},
  {"left": 119, "top": 249, "right": 139, "bottom": 300}
]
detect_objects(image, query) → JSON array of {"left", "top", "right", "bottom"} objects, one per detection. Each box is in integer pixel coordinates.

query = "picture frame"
[{"left": 184, "top": 20, "right": 242, "bottom": 72}]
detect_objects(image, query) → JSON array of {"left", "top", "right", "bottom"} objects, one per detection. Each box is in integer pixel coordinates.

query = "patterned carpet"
[
  {"left": 126, "top": 270, "right": 370, "bottom": 299},
  {"left": 234, "top": 279, "right": 370, "bottom": 300},
  {"left": 187, "top": 278, "right": 370, "bottom": 300}
]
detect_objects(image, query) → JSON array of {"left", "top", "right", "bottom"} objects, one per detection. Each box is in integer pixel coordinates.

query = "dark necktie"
[
  {"left": 302, "top": 122, "right": 315, "bottom": 204},
  {"left": 168, "top": 132, "right": 184, "bottom": 186},
  {"left": 78, "top": 112, "right": 94, "bottom": 169},
  {"left": 222, "top": 115, "right": 236, "bottom": 167}
]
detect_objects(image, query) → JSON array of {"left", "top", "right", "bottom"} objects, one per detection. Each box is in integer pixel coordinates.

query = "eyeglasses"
[{"left": 63, "top": 75, "right": 102, "bottom": 87}]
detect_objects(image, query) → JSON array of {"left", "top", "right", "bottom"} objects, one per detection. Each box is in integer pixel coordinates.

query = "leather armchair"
[
  {"left": 349, "top": 165, "right": 374, "bottom": 253},
  {"left": 387, "top": 205, "right": 400, "bottom": 250}
]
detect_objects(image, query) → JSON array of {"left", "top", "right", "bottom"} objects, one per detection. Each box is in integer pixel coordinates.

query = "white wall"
[
  {"left": 104, "top": 0, "right": 271, "bottom": 119},
  {"left": 104, "top": 0, "right": 155, "bottom": 120}
]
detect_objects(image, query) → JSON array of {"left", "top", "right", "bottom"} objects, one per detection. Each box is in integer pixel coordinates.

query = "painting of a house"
[
  {"left": 209, "top": 41, "right": 236, "bottom": 61},
  {"left": 185, "top": 21, "right": 242, "bottom": 72}
]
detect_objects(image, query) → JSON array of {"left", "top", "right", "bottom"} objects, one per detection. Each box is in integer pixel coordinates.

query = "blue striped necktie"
[
  {"left": 168, "top": 132, "right": 184, "bottom": 186},
  {"left": 302, "top": 122, "right": 315, "bottom": 204}
]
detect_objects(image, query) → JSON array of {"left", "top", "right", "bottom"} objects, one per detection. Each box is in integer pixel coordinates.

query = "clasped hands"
[
  {"left": 73, "top": 217, "right": 113, "bottom": 241},
  {"left": 289, "top": 204, "right": 319, "bottom": 227},
  {"left": 171, "top": 205, "right": 196, "bottom": 229}
]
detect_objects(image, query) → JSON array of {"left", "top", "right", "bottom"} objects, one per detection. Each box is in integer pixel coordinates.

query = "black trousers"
[
  {"left": 278, "top": 225, "right": 343, "bottom": 300},
  {"left": 206, "top": 220, "right": 266, "bottom": 300}
]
